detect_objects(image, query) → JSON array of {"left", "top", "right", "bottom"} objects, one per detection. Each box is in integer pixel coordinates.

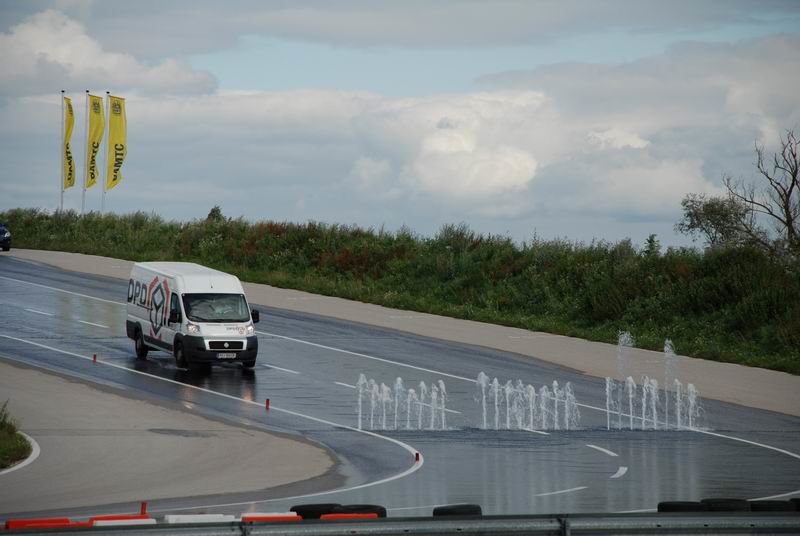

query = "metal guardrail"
[{"left": 6, "top": 513, "right": 800, "bottom": 535}]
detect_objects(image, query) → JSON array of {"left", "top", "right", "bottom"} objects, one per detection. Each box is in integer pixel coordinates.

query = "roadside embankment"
[{"left": 6, "top": 248, "right": 800, "bottom": 417}]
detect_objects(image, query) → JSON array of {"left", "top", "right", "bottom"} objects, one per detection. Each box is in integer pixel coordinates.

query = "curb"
[{"left": 0, "top": 431, "right": 40, "bottom": 477}]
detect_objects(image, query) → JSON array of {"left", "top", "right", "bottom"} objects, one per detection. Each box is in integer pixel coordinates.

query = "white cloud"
[
  {"left": 0, "top": 10, "right": 216, "bottom": 96},
  {"left": 475, "top": 35, "right": 800, "bottom": 223},
  {"left": 350, "top": 156, "right": 398, "bottom": 198},
  {"left": 566, "top": 157, "right": 723, "bottom": 217},
  {"left": 478, "top": 35, "right": 800, "bottom": 147},
  {"left": 589, "top": 128, "right": 650, "bottom": 150},
  {"left": 349, "top": 92, "right": 546, "bottom": 213},
  {"left": 409, "top": 145, "right": 537, "bottom": 199}
]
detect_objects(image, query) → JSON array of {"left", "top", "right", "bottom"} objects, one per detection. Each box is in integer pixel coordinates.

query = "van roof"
[
  {"left": 133, "top": 262, "right": 244, "bottom": 294},
  {"left": 134, "top": 262, "right": 229, "bottom": 278}
]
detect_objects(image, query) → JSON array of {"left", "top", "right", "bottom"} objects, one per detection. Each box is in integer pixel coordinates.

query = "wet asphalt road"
[{"left": 0, "top": 255, "right": 798, "bottom": 517}]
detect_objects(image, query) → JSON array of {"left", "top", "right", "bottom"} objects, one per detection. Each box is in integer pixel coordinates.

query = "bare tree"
[
  {"left": 677, "top": 129, "right": 799, "bottom": 259},
  {"left": 724, "top": 130, "right": 799, "bottom": 257}
]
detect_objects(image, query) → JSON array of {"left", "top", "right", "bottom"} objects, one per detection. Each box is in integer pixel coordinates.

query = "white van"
[{"left": 126, "top": 262, "right": 260, "bottom": 369}]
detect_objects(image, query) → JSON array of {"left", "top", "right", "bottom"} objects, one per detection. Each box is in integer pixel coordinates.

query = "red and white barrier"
[
  {"left": 3, "top": 503, "right": 393, "bottom": 531},
  {"left": 163, "top": 514, "right": 237, "bottom": 524},
  {"left": 241, "top": 512, "right": 301, "bottom": 523}
]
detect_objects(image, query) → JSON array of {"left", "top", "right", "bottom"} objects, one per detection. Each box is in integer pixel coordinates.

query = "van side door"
[{"left": 162, "top": 292, "right": 181, "bottom": 350}]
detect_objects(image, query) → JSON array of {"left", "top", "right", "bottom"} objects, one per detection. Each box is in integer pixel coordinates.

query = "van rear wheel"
[
  {"left": 175, "top": 342, "right": 188, "bottom": 369},
  {"left": 134, "top": 330, "right": 148, "bottom": 360}
]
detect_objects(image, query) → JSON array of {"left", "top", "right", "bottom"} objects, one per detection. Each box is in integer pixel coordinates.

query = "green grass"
[
  {"left": 0, "top": 401, "right": 31, "bottom": 470},
  {"left": 2, "top": 207, "right": 798, "bottom": 374}
]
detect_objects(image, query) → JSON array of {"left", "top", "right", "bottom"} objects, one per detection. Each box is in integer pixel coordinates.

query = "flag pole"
[
  {"left": 101, "top": 91, "right": 110, "bottom": 213},
  {"left": 81, "top": 90, "right": 89, "bottom": 215},
  {"left": 60, "top": 90, "right": 65, "bottom": 212}
]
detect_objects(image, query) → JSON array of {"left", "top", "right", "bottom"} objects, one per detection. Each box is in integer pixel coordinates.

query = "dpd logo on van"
[
  {"left": 128, "top": 276, "right": 172, "bottom": 339},
  {"left": 148, "top": 276, "right": 170, "bottom": 338}
]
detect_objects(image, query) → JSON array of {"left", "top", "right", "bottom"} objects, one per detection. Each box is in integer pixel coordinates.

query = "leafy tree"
[
  {"left": 206, "top": 205, "right": 224, "bottom": 223},
  {"left": 642, "top": 234, "right": 661, "bottom": 257},
  {"left": 675, "top": 194, "right": 749, "bottom": 247}
]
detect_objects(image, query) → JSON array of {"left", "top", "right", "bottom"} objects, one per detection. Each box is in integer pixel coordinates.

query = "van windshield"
[{"left": 182, "top": 293, "right": 250, "bottom": 323}]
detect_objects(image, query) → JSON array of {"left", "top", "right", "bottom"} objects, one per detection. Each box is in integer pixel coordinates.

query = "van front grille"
[{"left": 209, "top": 340, "right": 244, "bottom": 350}]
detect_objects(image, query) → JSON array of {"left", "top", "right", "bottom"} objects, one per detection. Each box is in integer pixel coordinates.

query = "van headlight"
[
  {"left": 246, "top": 323, "right": 255, "bottom": 335},
  {"left": 186, "top": 322, "right": 200, "bottom": 334}
]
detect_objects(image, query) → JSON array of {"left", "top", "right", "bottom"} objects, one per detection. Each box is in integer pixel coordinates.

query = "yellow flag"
[
  {"left": 105, "top": 95, "right": 127, "bottom": 191},
  {"left": 63, "top": 96, "right": 75, "bottom": 189},
  {"left": 85, "top": 94, "right": 105, "bottom": 189}
]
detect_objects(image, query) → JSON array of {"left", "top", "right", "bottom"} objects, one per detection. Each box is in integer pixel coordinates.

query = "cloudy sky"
[{"left": 1, "top": 1, "right": 799, "bottom": 245}]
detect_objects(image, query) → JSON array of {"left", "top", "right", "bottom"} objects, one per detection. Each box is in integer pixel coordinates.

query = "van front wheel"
[
  {"left": 134, "top": 330, "right": 148, "bottom": 360},
  {"left": 242, "top": 360, "right": 256, "bottom": 369},
  {"left": 175, "top": 342, "right": 188, "bottom": 369}
]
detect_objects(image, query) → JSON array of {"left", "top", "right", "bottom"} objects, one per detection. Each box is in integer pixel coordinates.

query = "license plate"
[{"left": 217, "top": 352, "right": 236, "bottom": 359}]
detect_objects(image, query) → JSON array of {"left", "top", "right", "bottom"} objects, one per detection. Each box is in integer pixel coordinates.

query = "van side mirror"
[
  {"left": 251, "top": 309, "right": 260, "bottom": 324},
  {"left": 169, "top": 310, "right": 181, "bottom": 324}
]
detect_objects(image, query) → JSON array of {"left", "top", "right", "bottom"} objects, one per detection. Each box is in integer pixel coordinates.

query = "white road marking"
[
  {"left": 0, "top": 334, "right": 424, "bottom": 509},
  {"left": 525, "top": 429, "right": 550, "bottom": 436},
  {"left": 405, "top": 400, "right": 462, "bottom": 415},
  {"left": 0, "top": 275, "right": 124, "bottom": 305},
  {"left": 335, "top": 381, "right": 356, "bottom": 389},
  {"left": 533, "top": 486, "right": 588, "bottom": 497},
  {"left": 585, "top": 444, "right": 619, "bottom": 457},
  {"left": 697, "top": 429, "right": 800, "bottom": 461},
  {"left": 748, "top": 489, "right": 800, "bottom": 501},
  {"left": 610, "top": 466, "right": 628, "bottom": 479},
  {"left": 257, "top": 329, "right": 475, "bottom": 383},
  {"left": 0, "top": 432, "right": 40, "bottom": 477},
  {"left": 261, "top": 364, "right": 300, "bottom": 375},
  {"left": 79, "top": 320, "right": 109, "bottom": 329},
  {"left": 25, "top": 308, "right": 53, "bottom": 316}
]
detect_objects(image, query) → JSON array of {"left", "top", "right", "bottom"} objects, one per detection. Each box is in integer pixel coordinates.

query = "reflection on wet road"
[{"left": 0, "top": 256, "right": 798, "bottom": 516}]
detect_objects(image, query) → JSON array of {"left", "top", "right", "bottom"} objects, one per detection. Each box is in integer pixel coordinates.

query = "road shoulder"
[{"left": 0, "top": 359, "right": 336, "bottom": 514}]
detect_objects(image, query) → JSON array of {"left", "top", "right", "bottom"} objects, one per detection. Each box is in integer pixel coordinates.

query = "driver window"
[{"left": 170, "top": 293, "right": 180, "bottom": 319}]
